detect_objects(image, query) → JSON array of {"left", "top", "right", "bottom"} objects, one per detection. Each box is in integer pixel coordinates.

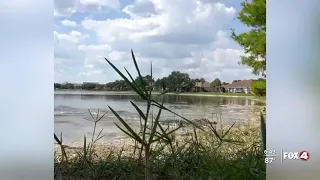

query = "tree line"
[{"left": 54, "top": 71, "right": 238, "bottom": 91}]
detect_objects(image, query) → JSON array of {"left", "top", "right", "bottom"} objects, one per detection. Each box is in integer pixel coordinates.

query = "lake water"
[{"left": 54, "top": 91, "right": 263, "bottom": 143}]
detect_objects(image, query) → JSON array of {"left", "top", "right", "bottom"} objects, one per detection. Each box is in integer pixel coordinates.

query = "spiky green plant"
[
  {"left": 54, "top": 132, "right": 68, "bottom": 163},
  {"left": 54, "top": 109, "right": 107, "bottom": 164},
  {"left": 104, "top": 49, "right": 205, "bottom": 180}
]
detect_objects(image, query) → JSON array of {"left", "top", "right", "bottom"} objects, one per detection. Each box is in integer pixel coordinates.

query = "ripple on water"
[{"left": 54, "top": 93, "right": 260, "bottom": 143}]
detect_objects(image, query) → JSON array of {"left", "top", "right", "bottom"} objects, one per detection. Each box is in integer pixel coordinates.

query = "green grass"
[
  {"left": 54, "top": 49, "right": 266, "bottom": 180},
  {"left": 55, "top": 120, "right": 265, "bottom": 180}
]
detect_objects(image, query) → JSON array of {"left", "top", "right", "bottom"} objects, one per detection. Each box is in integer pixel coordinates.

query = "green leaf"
[
  {"left": 151, "top": 122, "right": 170, "bottom": 143},
  {"left": 260, "top": 112, "right": 266, "bottom": 151},
  {"left": 108, "top": 106, "right": 144, "bottom": 145},
  {"left": 206, "top": 119, "right": 222, "bottom": 141},
  {"left": 166, "top": 125, "right": 182, "bottom": 137},
  {"left": 104, "top": 57, "right": 148, "bottom": 100},
  {"left": 222, "top": 121, "right": 236, "bottom": 139},
  {"left": 114, "top": 123, "right": 142, "bottom": 144},
  {"left": 96, "top": 111, "right": 108, "bottom": 122},
  {"left": 95, "top": 134, "right": 105, "bottom": 143},
  {"left": 149, "top": 99, "right": 164, "bottom": 144},
  {"left": 94, "top": 128, "right": 105, "bottom": 143},
  {"left": 124, "top": 67, "right": 144, "bottom": 93},
  {"left": 149, "top": 61, "right": 153, "bottom": 97},
  {"left": 83, "top": 135, "right": 87, "bottom": 156},
  {"left": 193, "top": 126, "right": 198, "bottom": 142},
  {"left": 131, "top": 49, "right": 148, "bottom": 95},
  {"left": 151, "top": 100, "right": 205, "bottom": 131},
  {"left": 130, "top": 101, "right": 147, "bottom": 120},
  {"left": 54, "top": 133, "right": 61, "bottom": 144}
]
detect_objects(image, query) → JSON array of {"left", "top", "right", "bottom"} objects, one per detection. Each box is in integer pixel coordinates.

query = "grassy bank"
[{"left": 54, "top": 119, "right": 265, "bottom": 180}]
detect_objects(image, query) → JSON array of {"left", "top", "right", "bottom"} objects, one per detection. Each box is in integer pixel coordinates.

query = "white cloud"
[
  {"left": 81, "top": 0, "right": 236, "bottom": 53},
  {"left": 61, "top": 19, "right": 77, "bottom": 27},
  {"left": 54, "top": 30, "right": 86, "bottom": 44},
  {"left": 54, "top": 0, "right": 120, "bottom": 17},
  {"left": 54, "top": 30, "right": 87, "bottom": 83},
  {"left": 122, "top": 0, "right": 157, "bottom": 18},
  {"left": 54, "top": 0, "right": 257, "bottom": 83},
  {"left": 109, "top": 51, "right": 129, "bottom": 61},
  {"left": 54, "top": 0, "right": 77, "bottom": 16},
  {"left": 79, "top": 45, "right": 111, "bottom": 66},
  {"left": 80, "top": 0, "right": 120, "bottom": 8}
]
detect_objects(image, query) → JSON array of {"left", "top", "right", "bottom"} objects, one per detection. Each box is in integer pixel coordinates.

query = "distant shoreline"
[{"left": 54, "top": 89, "right": 266, "bottom": 102}]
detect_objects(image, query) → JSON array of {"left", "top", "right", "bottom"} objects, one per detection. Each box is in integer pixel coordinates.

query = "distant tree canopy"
[
  {"left": 54, "top": 71, "right": 254, "bottom": 92},
  {"left": 134, "top": 75, "right": 155, "bottom": 90},
  {"left": 54, "top": 83, "right": 74, "bottom": 89},
  {"left": 231, "top": 0, "right": 266, "bottom": 77},
  {"left": 82, "top": 83, "right": 98, "bottom": 90},
  {"left": 210, "top": 78, "right": 222, "bottom": 87},
  {"left": 105, "top": 80, "right": 130, "bottom": 91},
  {"left": 232, "top": 80, "right": 241, "bottom": 83},
  {"left": 54, "top": 83, "right": 62, "bottom": 89}
]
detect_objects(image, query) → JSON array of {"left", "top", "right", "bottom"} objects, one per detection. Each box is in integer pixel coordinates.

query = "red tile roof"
[{"left": 222, "top": 80, "right": 253, "bottom": 88}]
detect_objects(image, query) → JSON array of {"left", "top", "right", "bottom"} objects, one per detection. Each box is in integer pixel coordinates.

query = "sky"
[{"left": 54, "top": 0, "right": 257, "bottom": 84}]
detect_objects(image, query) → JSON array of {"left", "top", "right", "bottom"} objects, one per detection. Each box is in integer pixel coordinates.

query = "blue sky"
[{"left": 54, "top": 0, "right": 255, "bottom": 84}]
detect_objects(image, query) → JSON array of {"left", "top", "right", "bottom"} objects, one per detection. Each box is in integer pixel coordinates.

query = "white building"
[{"left": 222, "top": 80, "right": 253, "bottom": 94}]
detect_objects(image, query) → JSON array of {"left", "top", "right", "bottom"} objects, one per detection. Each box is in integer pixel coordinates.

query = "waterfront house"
[
  {"left": 73, "top": 83, "right": 82, "bottom": 89},
  {"left": 222, "top": 80, "right": 252, "bottom": 94},
  {"left": 193, "top": 82, "right": 223, "bottom": 92}
]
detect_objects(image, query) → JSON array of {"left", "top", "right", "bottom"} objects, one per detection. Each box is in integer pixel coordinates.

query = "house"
[
  {"left": 73, "top": 83, "right": 82, "bottom": 89},
  {"left": 193, "top": 82, "right": 223, "bottom": 92},
  {"left": 222, "top": 80, "right": 253, "bottom": 94}
]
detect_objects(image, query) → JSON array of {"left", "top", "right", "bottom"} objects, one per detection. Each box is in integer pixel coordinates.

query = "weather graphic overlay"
[{"left": 264, "top": 149, "right": 277, "bottom": 164}]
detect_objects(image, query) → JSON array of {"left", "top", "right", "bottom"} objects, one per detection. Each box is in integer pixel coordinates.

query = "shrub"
[{"left": 251, "top": 80, "right": 266, "bottom": 96}]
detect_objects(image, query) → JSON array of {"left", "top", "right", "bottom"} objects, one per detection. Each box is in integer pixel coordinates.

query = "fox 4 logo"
[{"left": 283, "top": 151, "right": 310, "bottom": 161}]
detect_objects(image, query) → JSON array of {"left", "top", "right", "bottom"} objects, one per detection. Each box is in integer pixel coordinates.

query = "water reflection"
[{"left": 54, "top": 93, "right": 261, "bottom": 106}]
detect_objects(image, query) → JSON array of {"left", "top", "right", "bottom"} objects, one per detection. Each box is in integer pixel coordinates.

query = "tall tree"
[
  {"left": 82, "top": 82, "right": 97, "bottom": 90},
  {"left": 231, "top": 0, "right": 266, "bottom": 77},
  {"left": 167, "top": 71, "right": 191, "bottom": 92},
  {"left": 210, "top": 78, "right": 222, "bottom": 87},
  {"left": 188, "top": 79, "right": 196, "bottom": 90},
  {"left": 54, "top": 83, "right": 62, "bottom": 89},
  {"left": 135, "top": 75, "right": 154, "bottom": 90},
  {"left": 199, "top": 78, "right": 206, "bottom": 83},
  {"left": 159, "top": 77, "right": 169, "bottom": 91}
]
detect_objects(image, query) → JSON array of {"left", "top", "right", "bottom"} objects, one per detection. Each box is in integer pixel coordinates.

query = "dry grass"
[{"left": 54, "top": 118, "right": 265, "bottom": 180}]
